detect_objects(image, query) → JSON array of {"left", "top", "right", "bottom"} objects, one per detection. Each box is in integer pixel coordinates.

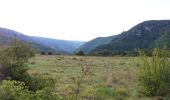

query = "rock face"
[{"left": 79, "top": 20, "right": 170, "bottom": 54}]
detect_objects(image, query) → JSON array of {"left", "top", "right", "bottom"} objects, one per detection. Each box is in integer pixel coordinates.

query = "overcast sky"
[{"left": 0, "top": 0, "right": 170, "bottom": 41}]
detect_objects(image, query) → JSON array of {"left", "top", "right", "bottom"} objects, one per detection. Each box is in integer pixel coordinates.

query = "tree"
[
  {"left": 0, "top": 37, "right": 62, "bottom": 99},
  {"left": 41, "top": 51, "right": 46, "bottom": 55},
  {"left": 0, "top": 36, "right": 35, "bottom": 80},
  {"left": 75, "top": 51, "right": 85, "bottom": 56},
  {"left": 48, "top": 52, "right": 53, "bottom": 55}
]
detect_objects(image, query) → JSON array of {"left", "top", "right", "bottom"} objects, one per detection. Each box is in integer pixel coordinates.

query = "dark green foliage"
[
  {"left": 77, "top": 36, "right": 116, "bottom": 54},
  {"left": 75, "top": 51, "right": 85, "bottom": 56},
  {"left": 90, "top": 50, "right": 112, "bottom": 56},
  {"left": 95, "top": 50, "right": 111, "bottom": 56},
  {"left": 90, "top": 50, "right": 139, "bottom": 56},
  {"left": 139, "top": 47, "right": 170, "bottom": 96},
  {"left": 48, "top": 51, "right": 53, "bottom": 55},
  {"left": 41, "top": 51, "right": 46, "bottom": 55}
]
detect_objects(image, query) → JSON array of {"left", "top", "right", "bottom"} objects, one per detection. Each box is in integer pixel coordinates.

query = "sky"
[{"left": 0, "top": 0, "right": 170, "bottom": 41}]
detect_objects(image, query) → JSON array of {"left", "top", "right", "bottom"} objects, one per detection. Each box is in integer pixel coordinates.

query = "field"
[{"left": 28, "top": 55, "right": 159, "bottom": 100}]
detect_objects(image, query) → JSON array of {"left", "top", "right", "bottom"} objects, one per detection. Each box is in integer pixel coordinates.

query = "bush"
[
  {"left": 139, "top": 47, "right": 170, "bottom": 96},
  {"left": 75, "top": 51, "right": 85, "bottom": 56},
  {"left": 35, "top": 87, "right": 62, "bottom": 100},
  {"left": 48, "top": 52, "right": 53, "bottom": 55},
  {"left": 0, "top": 80, "right": 62, "bottom": 100},
  {"left": 41, "top": 51, "right": 46, "bottom": 55},
  {"left": 0, "top": 80, "right": 32, "bottom": 100},
  {"left": 24, "top": 74, "right": 56, "bottom": 91}
]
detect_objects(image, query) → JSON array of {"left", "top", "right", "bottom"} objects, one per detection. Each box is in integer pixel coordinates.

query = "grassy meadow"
[{"left": 27, "top": 55, "right": 165, "bottom": 100}]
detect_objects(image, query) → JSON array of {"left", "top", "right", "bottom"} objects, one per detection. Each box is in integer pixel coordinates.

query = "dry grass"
[{"left": 27, "top": 55, "right": 161, "bottom": 99}]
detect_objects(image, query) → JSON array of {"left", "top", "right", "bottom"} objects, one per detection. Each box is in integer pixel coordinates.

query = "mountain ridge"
[{"left": 0, "top": 27, "right": 85, "bottom": 54}]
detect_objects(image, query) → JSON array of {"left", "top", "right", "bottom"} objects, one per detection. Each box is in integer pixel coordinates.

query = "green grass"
[{"left": 27, "top": 55, "right": 167, "bottom": 100}]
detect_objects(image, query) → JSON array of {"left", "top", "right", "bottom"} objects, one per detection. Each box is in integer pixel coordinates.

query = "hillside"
[
  {"left": 0, "top": 27, "right": 85, "bottom": 54},
  {"left": 30, "top": 36, "right": 84, "bottom": 53},
  {"left": 78, "top": 20, "right": 170, "bottom": 55},
  {"left": 77, "top": 35, "right": 117, "bottom": 53}
]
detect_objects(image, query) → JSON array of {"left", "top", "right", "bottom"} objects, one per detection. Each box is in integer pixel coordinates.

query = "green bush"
[
  {"left": 24, "top": 74, "right": 56, "bottom": 91},
  {"left": 0, "top": 80, "right": 62, "bottom": 100},
  {"left": 139, "top": 47, "right": 170, "bottom": 96},
  {"left": 0, "top": 80, "right": 32, "bottom": 100},
  {"left": 0, "top": 37, "right": 35, "bottom": 80}
]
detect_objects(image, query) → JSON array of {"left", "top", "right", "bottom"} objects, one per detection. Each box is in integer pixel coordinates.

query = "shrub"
[
  {"left": 0, "top": 37, "right": 35, "bottom": 80},
  {"left": 0, "top": 80, "right": 62, "bottom": 100},
  {"left": 139, "top": 47, "right": 170, "bottom": 96},
  {"left": 0, "top": 80, "right": 32, "bottom": 100},
  {"left": 41, "top": 51, "right": 46, "bottom": 55},
  {"left": 35, "top": 87, "right": 62, "bottom": 100},
  {"left": 75, "top": 51, "right": 85, "bottom": 56},
  {"left": 24, "top": 74, "right": 56, "bottom": 91},
  {"left": 48, "top": 52, "right": 53, "bottom": 55}
]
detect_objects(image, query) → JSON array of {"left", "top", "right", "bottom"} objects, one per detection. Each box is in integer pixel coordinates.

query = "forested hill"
[
  {"left": 76, "top": 35, "right": 117, "bottom": 54},
  {"left": 78, "top": 20, "right": 170, "bottom": 55}
]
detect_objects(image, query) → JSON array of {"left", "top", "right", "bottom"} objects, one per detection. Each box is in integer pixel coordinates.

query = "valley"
[{"left": 0, "top": 20, "right": 170, "bottom": 100}]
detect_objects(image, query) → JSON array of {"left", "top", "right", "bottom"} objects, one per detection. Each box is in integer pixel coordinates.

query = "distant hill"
[
  {"left": 0, "top": 27, "right": 85, "bottom": 54},
  {"left": 29, "top": 36, "right": 84, "bottom": 53},
  {"left": 77, "top": 36, "right": 117, "bottom": 54},
  {"left": 78, "top": 20, "right": 170, "bottom": 55}
]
